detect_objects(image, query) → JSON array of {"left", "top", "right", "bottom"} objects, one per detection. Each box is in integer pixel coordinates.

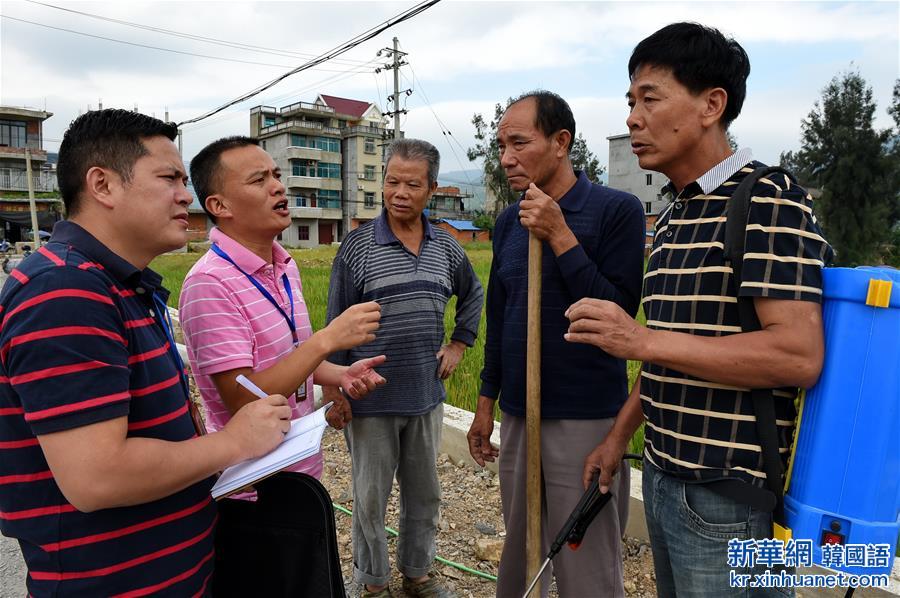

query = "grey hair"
[{"left": 384, "top": 138, "right": 440, "bottom": 186}]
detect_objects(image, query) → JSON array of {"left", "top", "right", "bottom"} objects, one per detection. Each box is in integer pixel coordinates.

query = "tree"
[
  {"left": 570, "top": 133, "right": 605, "bottom": 183},
  {"left": 467, "top": 101, "right": 517, "bottom": 215},
  {"left": 885, "top": 80, "right": 900, "bottom": 229},
  {"left": 726, "top": 130, "right": 739, "bottom": 152},
  {"left": 471, "top": 210, "right": 495, "bottom": 232},
  {"left": 792, "top": 71, "right": 898, "bottom": 265},
  {"left": 468, "top": 102, "right": 607, "bottom": 212}
]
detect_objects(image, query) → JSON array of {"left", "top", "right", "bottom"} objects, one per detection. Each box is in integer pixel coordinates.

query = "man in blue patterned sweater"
[{"left": 467, "top": 90, "right": 645, "bottom": 597}]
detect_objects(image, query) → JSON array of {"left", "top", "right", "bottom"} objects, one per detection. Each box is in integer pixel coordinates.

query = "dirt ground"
[{"left": 320, "top": 426, "right": 657, "bottom": 598}]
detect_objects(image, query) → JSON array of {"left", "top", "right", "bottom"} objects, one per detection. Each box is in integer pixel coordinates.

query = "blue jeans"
[{"left": 642, "top": 458, "right": 793, "bottom": 597}]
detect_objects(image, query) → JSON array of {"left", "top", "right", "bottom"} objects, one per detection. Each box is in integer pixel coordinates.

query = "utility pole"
[
  {"left": 379, "top": 37, "right": 410, "bottom": 140},
  {"left": 24, "top": 149, "right": 41, "bottom": 249}
]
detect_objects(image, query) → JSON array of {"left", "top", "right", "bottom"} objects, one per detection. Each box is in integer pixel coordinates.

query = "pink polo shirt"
[{"left": 179, "top": 227, "right": 322, "bottom": 481}]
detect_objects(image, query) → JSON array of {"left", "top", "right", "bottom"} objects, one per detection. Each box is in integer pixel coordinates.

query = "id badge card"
[{"left": 296, "top": 381, "right": 307, "bottom": 402}]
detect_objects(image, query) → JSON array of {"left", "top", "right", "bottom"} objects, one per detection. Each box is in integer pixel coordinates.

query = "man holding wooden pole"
[{"left": 467, "top": 91, "right": 645, "bottom": 597}]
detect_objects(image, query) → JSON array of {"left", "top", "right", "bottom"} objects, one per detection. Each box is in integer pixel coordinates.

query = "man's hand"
[
  {"left": 221, "top": 394, "right": 292, "bottom": 461},
  {"left": 340, "top": 355, "right": 387, "bottom": 399},
  {"left": 323, "top": 385, "right": 353, "bottom": 430},
  {"left": 322, "top": 301, "right": 381, "bottom": 352},
  {"left": 565, "top": 298, "right": 651, "bottom": 361},
  {"left": 467, "top": 396, "right": 499, "bottom": 466},
  {"left": 582, "top": 430, "right": 629, "bottom": 494},
  {"left": 518, "top": 183, "right": 577, "bottom": 254},
  {"left": 436, "top": 341, "right": 465, "bottom": 380}
]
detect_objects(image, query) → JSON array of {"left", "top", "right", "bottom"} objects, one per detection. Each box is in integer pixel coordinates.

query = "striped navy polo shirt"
[
  {"left": 641, "top": 149, "right": 833, "bottom": 489},
  {"left": 0, "top": 221, "right": 216, "bottom": 597},
  {"left": 326, "top": 213, "right": 483, "bottom": 417}
]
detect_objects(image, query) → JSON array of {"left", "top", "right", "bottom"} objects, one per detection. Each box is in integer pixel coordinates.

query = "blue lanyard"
[
  {"left": 151, "top": 291, "right": 191, "bottom": 398},
  {"left": 211, "top": 243, "right": 298, "bottom": 345}
]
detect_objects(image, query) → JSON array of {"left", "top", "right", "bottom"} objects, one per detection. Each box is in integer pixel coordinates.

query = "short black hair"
[
  {"left": 189, "top": 136, "right": 259, "bottom": 223},
  {"left": 508, "top": 90, "right": 576, "bottom": 153},
  {"left": 385, "top": 138, "right": 440, "bottom": 187},
  {"left": 628, "top": 22, "right": 750, "bottom": 128},
  {"left": 57, "top": 109, "right": 178, "bottom": 216}
]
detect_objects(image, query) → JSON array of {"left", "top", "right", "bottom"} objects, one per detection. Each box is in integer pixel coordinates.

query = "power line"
[
  {"left": 177, "top": 0, "right": 442, "bottom": 127},
  {"left": 179, "top": 56, "right": 383, "bottom": 135},
  {"left": 401, "top": 62, "right": 476, "bottom": 189},
  {"left": 0, "top": 14, "right": 374, "bottom": 71},
  {"left": 23, "top": 0, "right": 373, "bottom": 67}
]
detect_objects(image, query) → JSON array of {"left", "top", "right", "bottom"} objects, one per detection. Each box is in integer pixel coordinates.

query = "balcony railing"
[
  {"left": 0, "top": 169, "right": 55, "bottom": 192},
  {"left": 260, "top": 120, "right": 341, "bottom": 137},
  {"left": 279, "top": 101, "right": 335, "bottom": 116},
  {"left": 343, "top": 125, "right": 386, "bottom": 137}
]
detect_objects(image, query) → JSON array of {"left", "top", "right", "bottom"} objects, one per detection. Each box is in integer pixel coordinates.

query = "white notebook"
[{"left": 211, "top": 402, "right": 332, "bottom": 499}]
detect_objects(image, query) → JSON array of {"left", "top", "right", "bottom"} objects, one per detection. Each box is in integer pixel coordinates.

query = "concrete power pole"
[
  {"left": 24, "top": 149, "right": 41, "bottom": 249},
  {"left": 381, "top": 37, "right": 410, "bottom": 140}
]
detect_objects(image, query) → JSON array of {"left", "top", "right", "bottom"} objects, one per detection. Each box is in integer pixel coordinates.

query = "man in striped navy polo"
[
  {"left": 326, "top": 138, "right": 483, "bottom": 598},
  {"left": 567, "top": 23, "right": 832, "bottom": 597},
  {"left": 0, "top": 109, "right": 293, "bottom": 596}
]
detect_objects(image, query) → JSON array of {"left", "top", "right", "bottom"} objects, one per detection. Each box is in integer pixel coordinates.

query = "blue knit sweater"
[{"left": 479, "top": 172, "right": 645, "bottom": 419}]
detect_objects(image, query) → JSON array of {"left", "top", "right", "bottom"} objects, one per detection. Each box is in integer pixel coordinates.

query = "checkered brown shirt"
[{"left": 641, "top": 151, "right": 833, "bottom": 489}]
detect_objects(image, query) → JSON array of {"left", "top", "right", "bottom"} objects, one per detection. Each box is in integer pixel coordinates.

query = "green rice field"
[{"left": 151, "top": 242, "right": 645, "bottom": 456}]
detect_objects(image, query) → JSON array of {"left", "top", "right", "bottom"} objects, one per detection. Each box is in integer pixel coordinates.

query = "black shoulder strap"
[{"left": 723, "top": 165, "right": 795, "bottom": 520}]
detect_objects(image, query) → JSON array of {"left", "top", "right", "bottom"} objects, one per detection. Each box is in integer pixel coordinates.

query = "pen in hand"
[{"left": 236, "top": 374, "right": 269, "bottom": 400}]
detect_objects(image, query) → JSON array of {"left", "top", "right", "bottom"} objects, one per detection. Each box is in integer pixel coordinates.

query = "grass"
[{"left": 150, "top": 243, "right": 646, "bottom": 454}]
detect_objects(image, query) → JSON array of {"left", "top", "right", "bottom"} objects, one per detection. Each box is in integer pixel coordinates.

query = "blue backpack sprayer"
[{"left": 724, "top": 167, "right": 899, "bottom": 588}]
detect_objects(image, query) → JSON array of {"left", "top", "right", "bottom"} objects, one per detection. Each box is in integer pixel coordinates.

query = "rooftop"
[
  {"left": 439, "top": 219, "right": 483, "bottom": 232},
  {"left": 318, "top": 94, "right": 373, "bottom": 119},
  {"left": 0, "top": 106, "right": 53, "bottom": 121}
]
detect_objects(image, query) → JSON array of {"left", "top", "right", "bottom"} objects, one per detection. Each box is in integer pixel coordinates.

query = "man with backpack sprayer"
[{"left": 565, "top": 23, "right": 832, "bottom": 597}]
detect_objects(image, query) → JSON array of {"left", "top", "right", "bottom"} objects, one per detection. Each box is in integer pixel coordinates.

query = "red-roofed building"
[{"left": 249, "top": 95, "right": 394, "bottom": 247}]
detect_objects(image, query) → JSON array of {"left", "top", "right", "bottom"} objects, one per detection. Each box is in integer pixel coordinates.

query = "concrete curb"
[{"left": 436, "top": 403, "right": 899, "bottom": 597}]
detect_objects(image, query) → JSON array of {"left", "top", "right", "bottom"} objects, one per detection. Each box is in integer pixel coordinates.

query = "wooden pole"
[{"left": 525, "top": 231, "right": 542, "bottom": 596}]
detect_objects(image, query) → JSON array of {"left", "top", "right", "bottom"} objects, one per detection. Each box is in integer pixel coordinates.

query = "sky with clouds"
[{"left": 2, "top": 0, "right": 897, "bottom": 188}]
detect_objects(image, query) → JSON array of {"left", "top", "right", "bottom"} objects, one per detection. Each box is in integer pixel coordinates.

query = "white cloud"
[{"left": 2, "top": 1, "right": 895, "bottom": 168}]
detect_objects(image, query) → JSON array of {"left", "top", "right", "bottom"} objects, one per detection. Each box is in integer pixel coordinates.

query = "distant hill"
[{"left": 438, "top": 168, "right": 610, "bottom": 212}]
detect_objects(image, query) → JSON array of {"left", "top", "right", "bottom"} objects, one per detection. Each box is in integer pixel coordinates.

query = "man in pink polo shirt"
[{"left": 180, "top": 136, "right": 385, "bottom": 484}]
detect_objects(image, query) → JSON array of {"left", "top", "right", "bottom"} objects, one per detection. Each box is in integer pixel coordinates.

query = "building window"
[
  {"left": 364, "top": 165, "right": 376, "bottom": 181},
  {"left": 292, "top": 161, "right": 313, "bottom": 177},
  {"left": 319, "top": 189, "right": 341, "bottom": 209},
  {"left": 316, "top": 137, "right": 340, "bottom": 153},
  {"left": 295, "top": 195, "right": 308, "bottom": 207},
  {"left": 291, "top": 135, "right": 338, "bottom": 153},
  {"left": 298, "top": 225, "right": 310, "bottom": 241},
  {"left": 645, "top": 202, "right": 652, "bottom": 214},
  {"left": 317, "top": 162, "right": 341, "bottom": 179},
  {"left": 260, "top": 140, "right": 266, "bottom": 150},
  {"left": 364, "top": 138, "right": 376, "bottom": 154},
  {"left": 263, "top": 116, "right": 276, "bottom": 127},
  {"left": 276, "top": 231, "right": 283, "bottom": 241},
  {"left": 646, "top": 173, "right": 653, "bottom": 185},
  {"left": 0, "top": 120, "right": 27, "bottom": 148},
  {"left": 364, "top": 192, "right": 375, "bottom": 208}
]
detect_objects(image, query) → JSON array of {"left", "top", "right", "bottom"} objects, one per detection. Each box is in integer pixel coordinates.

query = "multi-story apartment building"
[
  {"left": 607, "top": 133, "right": 670, "bottom": 232},
  {"left": 250, "top": 94, "right": 389, "bottom": 248},
  {"left": 0, "top": 107, "right": 62, "bottom": 243},
  {"left": 0, "top": 107, "right": 55, "bottom": 194}
]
